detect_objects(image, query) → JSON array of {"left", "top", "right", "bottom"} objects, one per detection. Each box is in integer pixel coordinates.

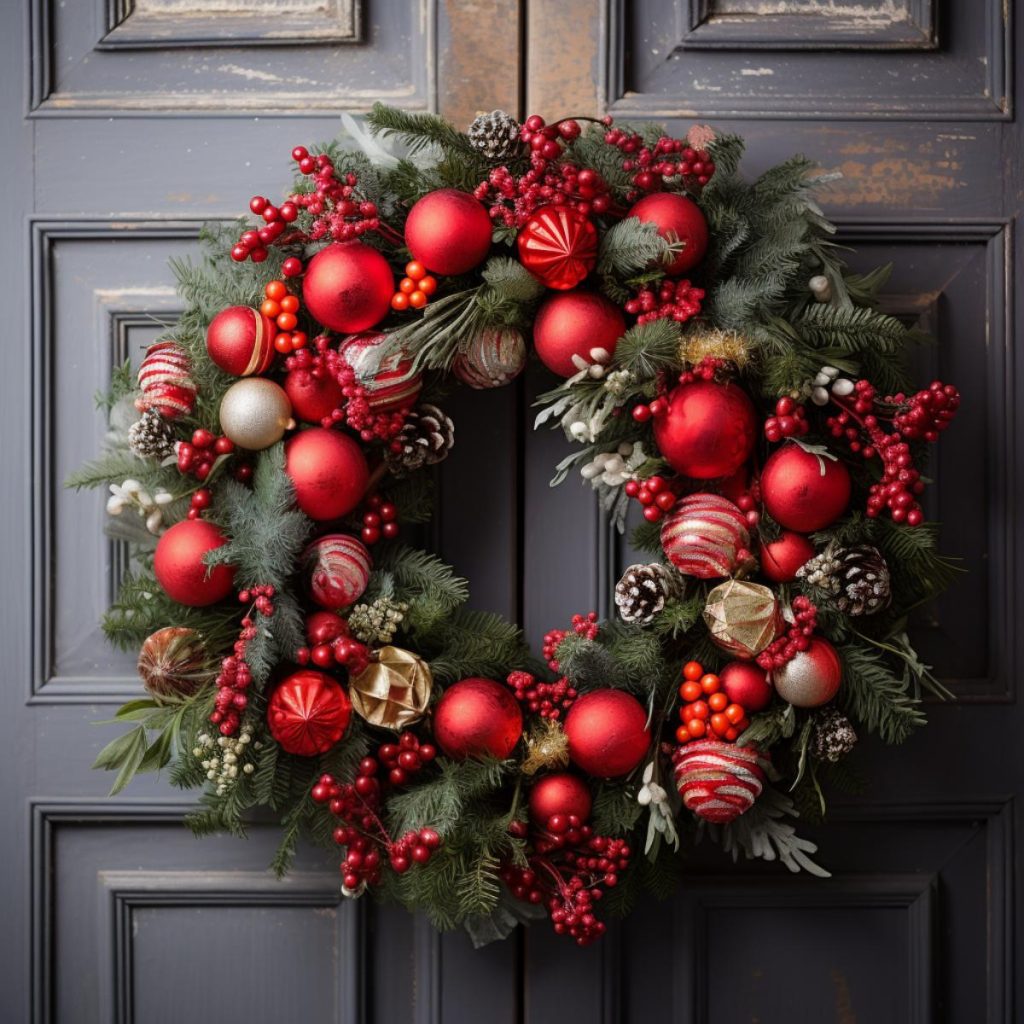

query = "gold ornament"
[
  {"left": 218, "top": 378, "right": 294, "bottom": 450},
  {"left": 521, "top": 718, "right": 570, "bottom": 774},
  {"left": 348, "top": 645, "right": 432, "bottom": 729},
  {"left": 679, "top": 328, "right": 751, "bottom": 369},
  {"left": 703, "top": 579, "right": 782, "bottom": 658}
]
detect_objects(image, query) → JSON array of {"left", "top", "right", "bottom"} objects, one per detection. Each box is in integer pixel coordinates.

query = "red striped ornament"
[
  {"left": 304, "top": 534, "right": 372, "bottom": 609},
  {"left": 453, "top": 327, "right": 527, "bottom": 389},
  {"left": 337, "top": 332, "right": 422, "bottom": 413},
  {"left": 135, "top": 341, "right": 196, "bottom": 420},
  {"left": 660, "top": 494, "right": 751, "bottom": 578},
  {"left": 672, "top": 739, "right": 769, "bottom": 824}
]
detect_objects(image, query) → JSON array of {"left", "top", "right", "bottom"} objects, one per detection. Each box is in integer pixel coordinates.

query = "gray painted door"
[{"left": 2, "top": 0, "right": 1019, "bottom": 1022}]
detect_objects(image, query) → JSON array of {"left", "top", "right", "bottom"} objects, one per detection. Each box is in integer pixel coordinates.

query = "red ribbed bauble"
[
  {"left": 653, "top": 379, "right": 757, "bottom": 479},
  {"left": 564, "top": 689, "right": 650, "bottom": 778},
  {"left": 337, "top": 332, "right": 422, "bottom": 413},
  {"left": 267, "top": 670, "right": 351, "bottom": 756},
  {"left": 532, "top": 291, "right": 626, "bottom": 377},
  {"left": 433, "top": 677, "right": 523, "bottom": 760},
  {"left": 205, "top": 306, "right": 276, "bottom": 377},
  {"left": 303, "top": 534, "right": 372, "bottom": 609},
  {"left": 661, "top": 493, "right": 752, "bottom": 578},
  {"left": 772, "top": 637, "right": 842, "bottom": 708},
  {"left": 284, "top": 368, "right": 344, "bottom": 424},
  {"left": 517, "top": 204, "right": 598, "bottom": 290},
  {"left": 153, "top": 520, "right": 235, "bottom": 607},
  {"left": 627, "top": 192, "right": 708, "bottom": 275},
  {"left": 672, "top": 740, "right": 768, "bottom": 823},
  {"left": 720, "top": 661, "right": 772, "bottom": 713},
  {"left": 302, "top": 242, "right": 394, "bottom": 334},
  {"left": 759, "top": 530, "right": 816, "bottom": 583},
  {"left": 528, "top": 773, "right": 593, "bottom": 825},
  {"left": 761, "top": 444, "right": 851, "bottom": 532},
  {"left": 285, "top": 428, "right": 368, "bottom": 521},
  {"left": 404, "top": 189, "right": 493, "bottom": 275},
  {"left": 135, "top": 341, "right": 196, "bottom": 420}
]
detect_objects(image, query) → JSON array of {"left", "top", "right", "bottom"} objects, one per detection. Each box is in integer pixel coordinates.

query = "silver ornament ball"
[{"left": 219, "top": 378, "right": 294, "bottom": 450}]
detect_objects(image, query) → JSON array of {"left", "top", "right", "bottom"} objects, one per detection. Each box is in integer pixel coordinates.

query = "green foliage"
[
  {"left": 554, "top": 634, "right": 620, "bottom": 691},
  {"left": 596, "top": 217, "right": 671, "bottom": 302},
  {"left": 427, "top": 609, "right": 531, "bottom": 684},
  {"left": 838, "top": 642, "right": 926, "bottom": 743},
  {"left": 591, "top": 780, "right": 643, "bottom": 835},
  {"left": 612, "top": 319, "right": 684, "bottom": 380},
  {"left": 369, "top": 544, "right": 469, "bottom": 635}
]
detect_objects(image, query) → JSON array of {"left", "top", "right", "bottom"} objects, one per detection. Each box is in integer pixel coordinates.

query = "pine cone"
[
  {"left": 835, "top": 545, "right": 891, "bottom": 616},
  {"left": 614, "top": 563, "right": 680, "bottom": 625},
  {"left": 796, "top": 547, "right": 842, "bottom": 594},
  {"left": 809, "top": 708, "right": 857, "bottom": 762},
  {"left": 128, "top": 409, "right": 175, "bottom": 459},
  {"left": 384, "top": 404, "right": 455, "bottom": 475},
  {"left": 467, "top": 110, "right": 522, "bottom": 161}
]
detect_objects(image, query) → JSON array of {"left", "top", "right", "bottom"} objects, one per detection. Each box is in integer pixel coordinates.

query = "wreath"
[{"left": 73, "top": 105, "right": 961, "bottom": 946}]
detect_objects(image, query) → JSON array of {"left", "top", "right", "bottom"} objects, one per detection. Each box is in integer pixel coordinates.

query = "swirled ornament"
[
  {"left": 453, "top": 327, "right": 527, "bottom": 389},
  {"left": 135, "top": 341, "right": 196, "bottom": 420},
  {"left": 304, "top": 534, "right": 372, "bottom": 609},
  {"left": 660, "top": 493, "right": 751, "bottom": 578},
  {"left": 337, "top": 332, "right": 422, "bottom": 413},
  {"left": 672, "top": 739, "right": 769, "bottom": 823}
]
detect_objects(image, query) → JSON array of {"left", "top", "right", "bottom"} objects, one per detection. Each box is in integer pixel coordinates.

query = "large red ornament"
[
  {"left": 205, "top": 306, "right": 276, "bottom": 377},
  {"left": 284, "top": 368, "right": 344, "bottom": 424},
  {"left": 267, "top": 669, "right": 351, "bottom": 756},
  {"left": 532, "top": 291, "right": 626, "bottom": 377},
  {"left": 720, "top": 661, "right": 773, "bottom": 713},
  {"left": 672, "top": 739, "right": 768, "bottom": 823},
  {"left": 627, "top": 192, "right": 708, "bottom": 276},
  {"left": 528, "top": 773, "right": 593, "bottom": 825},
  {"left": 433, "top": 677, "right": 523, "bottom": 760},
  {"left": 337, "top": 332, "right": 422, "bottom": 413},
  {"left": 304, "top": 534, "right": 372, "bottom": 609},
  {"left": 761, "top": 444, "right": 852, "bottom": 532},
  {"left": 517, "top": 204, "right": 598, "bottom": 290},
  {"left": 303, "top": 242, "right": 394, "bottom": 334},
  {"left": 563, "top": 689, "right": 650, "bottom": 778},
  {"left": 759, "top": 531, "right": 816, "bottom": 583},
  {"left": 135, "top": 341, "right": 196, "bottom": 420},
  {"left": 404, "top": 189, "right": 493, "bottom": 275},
  {"left": 285, "top": 428, "right": 368, "bottom": 521},
  {"left": 661, "top": 493, "right": 751, "bottom": 578},
  {"left": 653, "top": 379, "right": 757, "bottom": 479},
  {"left": 153, "top": 520, "right": 235, "bottom": 607},
  {"left": 772, "top": 637, "right": 842, "bottom": 708}
]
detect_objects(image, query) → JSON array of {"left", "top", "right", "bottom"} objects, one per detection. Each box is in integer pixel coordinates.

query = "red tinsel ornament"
[
  {"left": 517, "top": 204, "right": 598, "bottom": 290},
  {"left": 672, "top": 739, "right": 769, "bottom": 823},
  {"left": 302, "top": 242, "right": 394, "bottom": 334},
  {"left": 660, "top": 493, "right": 752, "bottom": 579},
  {"left": 267, "top": 670, "right": 352, "bottom": 756},
  {"left": 337, "top": 332, "right": 422, "bottom": 413}
]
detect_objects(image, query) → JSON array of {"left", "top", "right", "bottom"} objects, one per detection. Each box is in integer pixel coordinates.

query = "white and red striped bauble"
[
  {"left": 337, "top": 332, "right": 422, "bottom": 413},
  {"left": 303, "top": 534, "right": 372, "bottom": 609},
  {"left": 135, "top": 341, "right": 196, "bottom": 420},
  {"left": 453, "top": 327, "right": 527, "bottom": 389},
  {"left": 672, "top": 739, "right": 769, "bottom": 824},
  {"left": 660, "top": 493, "right": 751, "bottom": 578}
]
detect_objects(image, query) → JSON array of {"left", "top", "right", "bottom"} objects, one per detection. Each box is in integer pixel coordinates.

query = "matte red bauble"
[
  {"left": 627, "top": 192, "right": 708, "bottom": 275},
  {"left": 563, "top": 689, "right": 650, "bottom": 778},
  {"left": 772, "top": 637, "right": 842, "bottom": 708},
  {"left": 528, "top": 773, "right": 593, "bottom": 825},
  {"left": 303, "top": 534, "right": 372, "bottom": 609},
  {"left": 759, "top": 531, "right": 816, "bottom": 583},
  {"left": 205, "top": 306, "right": 276, "bottom": 377},
  {"left": 337, "top": 332, "right": 422, "bottom": 413},
  {"left": 153, "top": 520, "right": 235, "bottom": 607},
  {"left": 532, "top": 291, "right": 626, "bottom": 377},
  {"left": 653, "top": 379, "right": 757, "bottom": 479},
  {"left": 404, "top": 189, "right": 493, "bottom": 275},
  {"left": 517, "top": 204, "right": 598, "bottom": 290},
  {"left": 720, "top": 661, "right": 773, "bottom": 713},
  {"left": 284, "top": 368, "right": 344, "bottom": 424},
  {"left": 433, "top": 677, "right": 523, "bottom": 760},
  {"left": 267, "top": 670, "right": 351, "bottom": 756},
  {"left": 303, "top": 242, "right": 394, "bottom": 334},
  {"left": 761, "top": 444, "right": 852, "bottom": 532},
  {"left": 285, "top": 428, "right": 369, "bottom": 521}
]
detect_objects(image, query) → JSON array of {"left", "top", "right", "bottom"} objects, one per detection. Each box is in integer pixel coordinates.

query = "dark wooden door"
[{"left": 2, "top": 0, "right": 1018, "bottom": 1021}]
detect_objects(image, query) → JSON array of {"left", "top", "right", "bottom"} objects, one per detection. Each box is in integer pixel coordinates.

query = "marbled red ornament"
[
  {"left": 761, "top": 444, "right": 852, "bottom": 532},
  {"left": 404, "top": 189, "right": 493, "bottom": 275},
  {"left": 517, "top": 204, "right": 598, "bottom": 290},
  {"left": 453, "top": 327, "right": 527, "bottom": 389},
  {"left": 563, "top": 689, "right": 650, "bottom": 778},
  {"left": 303, "top": 534, "right": 372, "bottom": 609},
  {"left": 720, "top": 661, "right": 773, "bottom": 713},
  {"left": 285, "top": 428, "right": 368, "bottom": 521},
  {"left": 528, "top": 773, "right": 593, "bottom": 825},
  {"left": 337, "top": 332, "right": 422, "bottom": 413},
  {"left": 672, "top": 739, "right": 769, "bottom": 823},
  {"left": 284, "top": 368, "right": 344, "bottom": 424},
  {"left": 205, "top": 306, "right": 276, "bottom": 377},
  {"left": 771, "top": 637, "right": 842, "bottom": 708},
  {"left": 627, "top": 192, "right": 709, "bottom": 275},
  {"left": 433, "top": 677, "right": 523, "bottom": 760},
  {"left": 153, "top": 520, "right": 235, "bottom": 607},
  {"left": 303, "top": 242, "right": 393, "bottom": 334},
  {"left": 267, "top": 670, "right": 351, "bottom": 756},
  {"left": 532, "top": 291, "right": 626, "bottom": 377},
  {"left": 135, "top": 341, "right": 196, "bottom": 420},
  {"left": 759, "top": 531, "right": 816, "bottom": 583},
  {"left": 661, "top": 494, "right": 751, "bottom": 578}
]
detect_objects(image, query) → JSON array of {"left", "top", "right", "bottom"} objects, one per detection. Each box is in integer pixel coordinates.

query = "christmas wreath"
[{"left": 73, "top": 105, "right": 961, "bottom": 946}]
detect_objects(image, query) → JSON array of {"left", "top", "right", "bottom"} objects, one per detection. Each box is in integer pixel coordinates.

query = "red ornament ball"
[
  {"left": 153, "top": 520, "right": 235, "bottom": 607},
  {"left": 627, "top": 192, "right": 708, "bottom": 276},
  {"left": 135, "top": 341, "right": 196, "bottom": 420},
  {"left": 303, "top": 242, "right": 394, "bottom": 334},
  {"left": 205, "top": 306, "right": 276, "bottom": 377},
  {"left": 661, "top": 493, "right": 752, "bottom": 578},
  {"left": 284, "top": 368, "right": 344, "bottom": 424},
  {"left": 672, "top": 740, "right": 768, "bottom": 823},
  {"left": 564, "top": 689, "right": 650, "bottom": 778},
  {"left": 404, "top": 189, "right": 493, "bottom": 275},
  {"left": 761, "top": 444, "right": 852, "bottom": 532},
  {"left": 528, "top": 773, "right": 593, "bottom": 825},
  {"left": 532, "top": 291, "right": 626, "bottom": 377},
  {"left": 433, "top": 677, "right": 523, "bottom": 760},
  {"left": 285, "top": 427, "right": 369, "bottom": 521},
  {"left": 720, "top": 661, "right": 772, "bottom": 713},
  {"left": 337, "top": 332, "right": 422, "bottom": 413},
  {"left": 303, "top": 534, "right": 372, "bottom": 609},
  {"left": 759, "top": 531, "right": 816, "bottom": 583},
  {"left": 771, "top": 637, "right": 842, "bottom": 708},
  {"left": 517, "top": 204, "right": 598, "bottom": 290},
  {"left": 267, "top": 670, "right": 351, "bottom": 756},
  {"left": 305, "top": 609, "right": 348, "bottom": 646},
  {"left": 653, "top": 379, "right": 757, "bottom": 479}
]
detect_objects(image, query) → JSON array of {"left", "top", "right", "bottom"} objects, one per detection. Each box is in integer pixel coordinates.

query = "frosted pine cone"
[
  {"left": 467, "top": 110, "right": 522, "bottom": 161},
  {"left": 809, "top": 708, "right": 857, "bottom": 762},
  {"left": 796, "top": 547, "right": 843, "bottom": 595},
  {"left": 128, "top": 409, "right": 175, "bottom": 459},
  {"left": 614, "top": 563, "right": 680, "bottom": 625},
  {"left": 384, "top": 404, "right": 455, "bottom": 475},
  {"left": 835, "top": 545, "right": 891, "bottom": 616}
]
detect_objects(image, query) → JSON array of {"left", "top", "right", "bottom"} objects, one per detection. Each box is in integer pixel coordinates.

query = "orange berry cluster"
[
  {"left": 261, "top": 280, "right": 308, "bottom": 353},
  {"left": 390, "top": 261, "right": 437, "bottom": 311},
  {"left": 675, "top": 660, "right": 750, "bottom": 745}
]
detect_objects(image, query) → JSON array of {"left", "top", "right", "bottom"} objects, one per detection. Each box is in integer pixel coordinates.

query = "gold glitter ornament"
[
  {"left": 703, "top": 579, "right": 782, "bottom": 659},
  {"left": 348, "top": 645, "right": 432, "bottom": 729},
  {"left": 218, "top": 377, "right": 294, "bottom": 450},
  {"left": 521, "top": 718, "right": 570, "bottom": 774}
]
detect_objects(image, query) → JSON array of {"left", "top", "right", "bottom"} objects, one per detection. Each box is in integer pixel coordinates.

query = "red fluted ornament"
[
  {"left": 205, "top": 306, "right": 276, "bottom": 377},
  {"left": 759, "top": 531, "right": 816, "bottom": 583},
  {"left": 337, "top": 332, "right": 422, "bottom": 413},
  {"left": 303, "top": 534, "right": 372, "bottom": 609},
  {"left": 284, "top": 368, "right": 344, "bottom": 424},
  {"left": 135, "top": 341, "right": 196, "bottom": 420},
  {"left": 672, "top": 740, "right": 768, "bottom": 823},
  {"left": 285, "top": 428, "right": 368, "bottom": 521},
  {"left": 563, "top": 689, "right": 650, "bottom": 778},
  {"left": 761, "top": 444, "right": 851, "bottom": 532},
  {"left": 532, "top": 291, "right": 626, "bottom": 377},
  {"left": 433, "top": 678, "right": 523, "bottom": 760},
  {"left": 720, "top": 661, "right": 773, "bottom": 713},
  {"left": 303, "top": 242, "right": 394, "bottom": 334},
  {"left": 267, "top": 670, "right": 351, "bottom": 756},
  {"left": 153, "top": 520, "right": 235, "bottom": 607},
  {"left": 404, "top": 189, "right": 493, "bottom": 275},
  {"left": 627, "top": 193, "right": 708, "bottom": 275},
  {"left": 771, "top": 637, "right": 842, "bottom": 708},
  {"left": 660, "top": 493, "right": 752, "bottom": 578},
  {"left": 528, "top": 773, "right": 593, "bottom": 824},
  {"left": 517, "top": 204, "right": 598, "bottom": 290},
  {"left": 653, "top": 379, "right": 757, "bottom": 479}
]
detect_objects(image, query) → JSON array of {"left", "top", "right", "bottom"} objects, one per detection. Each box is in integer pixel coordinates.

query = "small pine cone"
[
  {"left": 614, "top": 563, "right": 681, "bottom": 625},
  {"left": 128, "top": 409, "right": 175, "bottom": 459},
  {"left": 835, "top": 545, "right": 891, "bottom": 616},
  {"left": 384, "top": 404, "right": 455, "bottom": 476},
  {"left": 809, "top": 708, "right": 857, "bottom": 762},
  {"left": 467, "top": 110, "right": 523, "bottom": 161},
  {"left": 796, "top": 547, "right": 843, "bottom": 594}
]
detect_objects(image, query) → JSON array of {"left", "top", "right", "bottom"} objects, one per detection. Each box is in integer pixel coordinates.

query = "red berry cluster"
[
  {"left": 230, "top": 194, "right": 299, "bottom": 263},
  {"left": 176, "top": 429, "right": 234, "bottom": 481},
  {"left": 675, "top": 661, "right": 749, "bottom": 745},
  {"left": 360, "top": 494, "right": 399, "bottom": 545},
  {"left": 186, "top": 487, "right": 212, "bottom": 520},
  {"left": 892, "top": 381, "right": 960, "bottom": 441},
  {"left": 296, "top": 609, "right": 371, "bottom": 675},
  {"left": 623, "top": 279, "right": 704, "bottom": 324},
  {"left": 390, "top": 261, "right": 438, "bottom": 312},
  {"left": 377, "top": 731, "right": 437, "bottom": 786},
  {"left": 756, "top": 596, "right": 817, "bottom": 671},
  {"left": 389, "top": 826, "right": 442, "bottom": 874},
  {"left": 735, "top": 490, "right": 760, "bottom": 528},
  {"left": 259, "top": 280, "right": 308, "bottom": 353},
  {"left": 623, "top": 474, "right": 677, "bottom": 523},
  {"left": 542, "top": 612, "right": 599, "bottom": 672},
  {"left": 506, "top": 670, "right": 578, "bottom": 720},
  {"left": 764, "top": 396, "right": 810, "bottom": 442},
  {"left": 521, "top": 114, "right": 581, "bottom": 159},
  {"left": 678, "top": 356, "right": 726, "bottom": 385},
  {"left": 602, "top": 122, "right": 716, "bottom": 198}
]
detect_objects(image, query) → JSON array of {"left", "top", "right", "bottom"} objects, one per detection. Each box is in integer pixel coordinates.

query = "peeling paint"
[
  {"left": 740, "top": 67, "right": 775, "bottom": 76},
  {"left": 831, "top": 157, "right": 959, "bottom": 207}
]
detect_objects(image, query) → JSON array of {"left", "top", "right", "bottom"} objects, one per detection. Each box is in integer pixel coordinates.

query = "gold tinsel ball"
[
  {"left": 348, "top": 645, "right": 433, "bottom": 729},
  {"left": 703, "top": 579, "right": 782, "bottom": 658},
  {"left": 218, "top": 377, "right": 294, "bottom": 450}
]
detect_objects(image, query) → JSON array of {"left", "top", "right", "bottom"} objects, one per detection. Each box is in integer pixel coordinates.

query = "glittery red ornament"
[
  {"left": 653, "top": 379, "right": 757, "bottom": 479},
  {"left": 627, "top": 192, "right": 708, "bottom": 276},
  {"left": 433, "top": 677, "right": 523, "bottom": 760},
  {"left": 404, "top": 189, "right": 493, "bottom": 275},
  {"left": 772, "top": 637, "right": 842, "bottom": 708},
  {"left": 267, "top": 669, "right": 351, "bottom": 756},
  {"left": 153, "top": 520, "right": 235, "bottom": 607},
  {"left": 672, "top": 739, "right": 768, "bottom": 823},
  {"left": 517, "top": 204, "right": 598, "bottom": 290},
  {"left": 532, "top": 291, "right": 626, "bottom": 377},
  {"left": 720, "top": 661, "right": 772, "bottom": 713},
  {"left": 303, "top": 242, "right": 393, "bottom": 334},
  {"left": 284, "top": 368, "right": 344, "bottom": 424},
  {"left": 135, "top": 341, "right": 196, "bottom": 420},
  {"left": 563, "top": 689, "right": 650, "bottom": 778},
  {"left": 761, "top": 444, "right": 851, "bottom": 532},
  {"left": 660, "top": 493, "right": 751, "bottom": 579},
  {"left": 285, "top": 427, "right": 368, "bottom": 521},
  {"left": 205, "top": 306, "right": 276, "bottom": 377},
  {"left": 528, "top": 772, "right": 593, "bottom": 824},
  {"left": 337, "top": 332, "right": 422, "bottom": 413},
  {"left": 303, "top": 534, "right": 372, "bottom": 609},
  {"left": 759, "top": 530, "right": 816, "bottom": 583}
]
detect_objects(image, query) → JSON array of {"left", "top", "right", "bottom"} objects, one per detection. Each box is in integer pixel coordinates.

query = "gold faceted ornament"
[
  {"left": 703, "top": 580, "right": 782, "bottom": 659},
  {"left": 348, "top": 645, "right": 433, "bottom": 729},
  {"left": 218, "top": 377, "right": 295, "bottom": 450}
]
